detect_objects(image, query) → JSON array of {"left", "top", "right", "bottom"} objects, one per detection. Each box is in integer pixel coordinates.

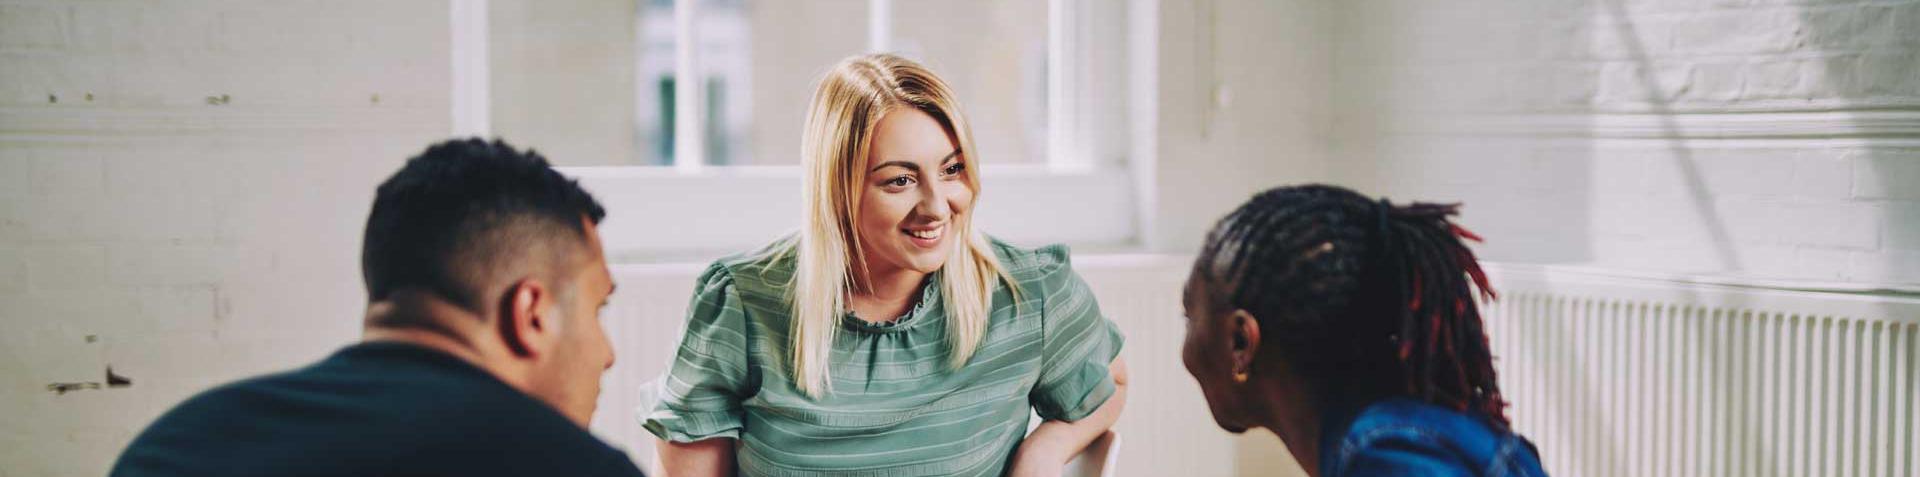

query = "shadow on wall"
[
  {"left": 1330, "top": 1, "right": 1603, "bottom": 469},
  {"left": 1327, "top": 1, "right": 1917, "bottom": 476},
  {"left": 1803, "top": 2, "right": 1920, "bottom": 287},
  {"left": 1599, "top": 0, "right": 1743, "bottom": 273}
]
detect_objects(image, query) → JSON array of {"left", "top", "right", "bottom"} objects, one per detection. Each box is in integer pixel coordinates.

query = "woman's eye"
[
  {"left": 885, "top": 176, "right": 915, "bottom": 188},
  {"left": 943, "top": 163, "right": 965, "bottom": 176}
]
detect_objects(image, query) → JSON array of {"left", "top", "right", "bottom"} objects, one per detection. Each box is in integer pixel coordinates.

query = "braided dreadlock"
[{"left": 1194, "top": 184, "right": 1509, "bottom": 426}]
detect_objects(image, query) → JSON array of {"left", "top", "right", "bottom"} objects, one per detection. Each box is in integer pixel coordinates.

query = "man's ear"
[
  {"left": 500, "top": 278, "right": 550, "bottom": 358},
  {"left": 1228, "top": 309, "right": 1262, "bottom": 380}
]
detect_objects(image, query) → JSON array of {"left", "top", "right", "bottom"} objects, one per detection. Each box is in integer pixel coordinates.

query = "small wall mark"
[{"left": 47, "top": 366, "right": 134, "bottom": 395}]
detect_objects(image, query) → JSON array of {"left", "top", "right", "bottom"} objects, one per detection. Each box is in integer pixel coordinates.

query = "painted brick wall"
[
  {"left": 1331, "top": 0, "right": 1920, "bottom": 286},
  {"left": 4, "top": 1, "right": 1912, "bottom": 476},
  {"left": 0, "top": 1, "right": 448, "bottom": 475}
]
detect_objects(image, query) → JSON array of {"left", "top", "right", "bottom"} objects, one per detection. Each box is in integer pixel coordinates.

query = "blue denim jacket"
[{"left": 1319, "top": 397, "right": 1549, "bottom": 477}]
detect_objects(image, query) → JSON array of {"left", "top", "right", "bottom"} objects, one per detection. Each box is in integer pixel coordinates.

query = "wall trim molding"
[
  {"left": 0, "top": 105, "right": 448, "bottom": 138},
  {"left": 1365, "top": 109, "right": 1920, "bottom": 141},
  {"left": 1483, "top": 261, "right": 1920, "bottom": 299}
]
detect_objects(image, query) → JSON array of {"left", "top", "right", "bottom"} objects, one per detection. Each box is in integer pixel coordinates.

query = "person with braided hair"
[{"left": 1180, "top": 184, "right": 1548, "bottom": 477}]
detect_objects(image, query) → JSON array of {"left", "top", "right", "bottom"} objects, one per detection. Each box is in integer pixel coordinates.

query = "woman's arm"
[
  {"left": 653, "top": 437, "right": 735, "bottom": 477},
  {"left": 1008, "top": 356, "right": 1130, "bottom": 477}
]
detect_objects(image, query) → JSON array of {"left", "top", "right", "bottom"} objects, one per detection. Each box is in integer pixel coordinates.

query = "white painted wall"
[
  {"left": 1328, "top": 0, "right": 1920, "bottom": 286},
  {"left": 7, "top": 0, "right": 1910, "bottom": 476},
  {"left": 0, "top": 1, "right": 449, "bottom": 475}
]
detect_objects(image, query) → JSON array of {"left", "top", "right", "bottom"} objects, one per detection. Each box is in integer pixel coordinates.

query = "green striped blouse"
[{"left": 642, "top": 237, "right": 1125, "bottom": 477}]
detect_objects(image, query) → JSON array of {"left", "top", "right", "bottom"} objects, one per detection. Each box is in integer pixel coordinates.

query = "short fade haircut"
[{"left": 361, "top": 138, "right": 607, "bottom": 315}]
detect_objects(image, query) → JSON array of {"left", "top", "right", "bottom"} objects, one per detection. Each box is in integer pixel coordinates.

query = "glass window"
[
  {"left": 642, "top": 0, "right": 867, "bottom": 166},
  {"left": 487, "top": 0, "right": 1110, "bottom": 169},
  {"left": 890, "top": 0, "right": 1050, "bottom": 165},
  {"left": 489, "top": 0, "right": 641, "bottom": 166},
  {"left": 469, "top": 0, "right": 1142, "bottom": 259},
  {"left": 726, "top": 0, "right": 866, "bottom": 165}
]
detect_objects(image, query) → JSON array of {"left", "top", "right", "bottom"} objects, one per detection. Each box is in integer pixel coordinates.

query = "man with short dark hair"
[{"left": 111, "top": 139, "right": 645, "bottom": 476}]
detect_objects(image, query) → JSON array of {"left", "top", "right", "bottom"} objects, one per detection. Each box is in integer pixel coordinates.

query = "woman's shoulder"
[
  {"left": 985, "top": 236, "right": 1074, "bottom": 285},
  {"left": 700, "top": 235, "right": 799, "bottom": 302}
]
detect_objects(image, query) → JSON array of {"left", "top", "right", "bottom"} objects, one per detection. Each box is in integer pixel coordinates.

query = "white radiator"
[{"left": 1485, "top": 265, "right": 1920, "bottom": 477}]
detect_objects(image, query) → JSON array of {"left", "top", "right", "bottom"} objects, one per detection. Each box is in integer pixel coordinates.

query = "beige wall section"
[{"left": 489, "top": 0, "right": 638, "bottom": 166}]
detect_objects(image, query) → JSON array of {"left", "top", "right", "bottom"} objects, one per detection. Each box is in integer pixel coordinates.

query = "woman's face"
[{"left": 855, "top": 108, "right": 973, "bottom": 280}]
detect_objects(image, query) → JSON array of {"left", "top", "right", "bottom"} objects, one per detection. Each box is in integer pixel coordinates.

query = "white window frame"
[{"left": 451, "top": 0, "right": 1155, "bottom": 261}]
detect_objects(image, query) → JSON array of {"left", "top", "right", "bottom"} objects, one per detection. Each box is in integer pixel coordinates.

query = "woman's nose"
[{"left": 917, "top": 181, "right": 954, "bottom": 219}]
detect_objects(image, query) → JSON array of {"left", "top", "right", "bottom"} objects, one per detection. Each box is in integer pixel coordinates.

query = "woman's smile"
[{"left": 902, "top": 223, "right": 944, "bottom": 248}]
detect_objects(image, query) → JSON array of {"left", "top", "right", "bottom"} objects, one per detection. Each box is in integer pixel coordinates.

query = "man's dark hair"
[
  {"left": 361, "top": 138, "right": 606, "bottom": 316},
  {"left": 1195, "top": 184, "right": 1508, "bottom": 426}
]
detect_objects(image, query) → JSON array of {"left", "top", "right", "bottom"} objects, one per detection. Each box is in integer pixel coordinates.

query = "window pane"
[
  {"left": 626, "top": 0, "right": 865, "bottom": 166},
  {"left": 891, "top": 0, "right": 1049, "bottom": 165},
  {"left": 490, "top": 0, "right": 644, "bottom": 166},
  {"left": 637, "top": 0, "right": 674, "bottom": 166},
  {"left": 730, "top": 0, "right": 867, "bottom": 165},
  {"left": 699, "top": 0, "right": 742, "bottom": 165},
  {"left": 489, "top": 0, "right": 1056, "bottom": 168}
]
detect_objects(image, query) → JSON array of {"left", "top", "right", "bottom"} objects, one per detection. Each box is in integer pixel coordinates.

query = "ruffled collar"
[{"left": 841, "top": 272, "right": 944, "bottom": 334}]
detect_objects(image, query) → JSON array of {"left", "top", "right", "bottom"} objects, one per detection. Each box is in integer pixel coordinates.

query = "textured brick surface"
[
  {"left": 1853, "top": 149, "right": 1920, "bottom": 200},
  {"left": 1334, "top": 0, "right": 1920, "bottom": 284},
  {"left": 0, "top": 246, "right": 23, "bottom": 293},
  {"left": 0, "top": 4, "right": 67, "bottom": 49},
  {"left": 1, "top": 0, "right": 1915, "bottom": 475},
  {"left": 0, "top": 2, "right": 451, "bottom": 475}
]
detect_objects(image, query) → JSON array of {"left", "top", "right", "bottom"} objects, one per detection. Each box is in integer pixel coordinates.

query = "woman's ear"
[
  {"left": 500, "top": 278, "right": 550, "bottom": 358},
  {"left": 1228, "top": 309, "right": 1262, "bottom": 383}
]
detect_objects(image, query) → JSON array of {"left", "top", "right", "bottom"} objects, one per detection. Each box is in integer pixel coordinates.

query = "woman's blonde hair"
[{"left": 789, "top": 53, "right": 1015, "bottom": 398}]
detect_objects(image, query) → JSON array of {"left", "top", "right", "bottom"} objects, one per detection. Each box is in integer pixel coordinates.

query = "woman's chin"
[
  {"left": 906, "top": 258, "right": 947, "bottom": 274},
  {"left": 869, "top": 247, "right": 949, "bottom": 276},
  {"left": 897, "top": 250, "right": 949, "bottom": 274}
]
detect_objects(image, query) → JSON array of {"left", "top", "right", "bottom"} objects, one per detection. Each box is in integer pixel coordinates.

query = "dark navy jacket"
[
  {"left": 111, "top": 342, "right": 645, "bottom": 477},
  {"left": 1320, "top": 397, "right": 1549, "bottom": 477}
]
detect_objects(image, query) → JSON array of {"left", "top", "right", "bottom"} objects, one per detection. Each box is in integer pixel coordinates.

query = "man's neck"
[
  {"left": 361, "top": 292, "right": 524, "bottom": 390},
  {"left": 361, "top": 327, "right": 487, "bottom": 368}
]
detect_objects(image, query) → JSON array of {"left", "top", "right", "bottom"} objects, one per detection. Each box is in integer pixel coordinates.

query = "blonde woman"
[{"left": 643, "top": 54, "right": 1128, "bottom": 477}]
